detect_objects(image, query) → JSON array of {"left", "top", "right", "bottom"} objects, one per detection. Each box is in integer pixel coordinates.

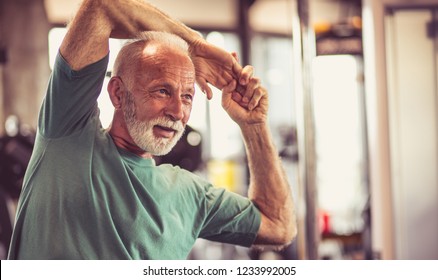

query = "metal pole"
[
  {"left": 238, "top": 0, "right": 255, "bottom": 66},
  {"left": 292, "top": 0, "right": 319, "bottom": 260}
]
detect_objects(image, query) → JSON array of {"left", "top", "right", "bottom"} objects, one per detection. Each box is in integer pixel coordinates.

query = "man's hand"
[
  {"left": 221, "top": 70, "right": 268, "bottom": 127},
  {"left": 190, "top": 40, "right": 253, "bottom": 99}
]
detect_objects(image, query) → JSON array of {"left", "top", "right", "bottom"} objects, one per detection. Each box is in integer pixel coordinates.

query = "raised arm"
[
  {"left": 221, "top": 76, "right": 297, "bottom": 248},
  {"left": 60, "top": 0, "right": 242, "bottom": 96}
]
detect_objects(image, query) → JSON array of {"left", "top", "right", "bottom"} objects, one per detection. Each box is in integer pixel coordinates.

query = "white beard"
[{"left": 123, "top": 91, "right": 185, "bottom": 156}]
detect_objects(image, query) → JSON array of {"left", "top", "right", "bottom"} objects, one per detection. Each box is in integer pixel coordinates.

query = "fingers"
[
  {"left": 231, "top": 59, "right": 243, "bottom": 83},
  {"left": 221, "top": 79, "right": 238, "bottom": 111},
  {"left": 231, "top": 91, "right": 243, "bottom": 103},
  {"left": 230, "top": 77, "right": 266, "bottom": 111},
  {"left": 231, "top": 52, "right": 239, "bottom": 62},
  {"left": 196, "top": 78, "right": 213, "bottom": 100},
  {"left": 239, "top": 65, "right": 254, "bottom": 86},
  {"left": 229, "top": 51, "right": 253, "bottom": 87},
  {"left": 233, "top": 64, "right": 253, "bottom": 104},
  {"left": 248, "top": 86, "right": 266, "bottom": 111},
  {"left": 242, "top": 77, "right": 262, "bottom": 110},
  {"left": 191, "top": 43, "right": 241, "bottom": 96},
  {"left": 222, "top": 79, "right": 237, "bottom": 95},
  {"left": 220, "top": 71, "right": 234, "bottom": 88}
]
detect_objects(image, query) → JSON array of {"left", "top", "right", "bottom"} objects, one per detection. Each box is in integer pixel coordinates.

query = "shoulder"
[{"left": 54, "top": 51, "right": 110, "bottom": 80}]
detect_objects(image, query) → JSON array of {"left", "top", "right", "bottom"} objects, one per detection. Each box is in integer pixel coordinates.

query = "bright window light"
[{"left": 312, "top": 55, "right": 367, "bottom": 234}]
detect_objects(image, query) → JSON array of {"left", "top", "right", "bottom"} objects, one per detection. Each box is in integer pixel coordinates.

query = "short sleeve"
[
  {"left": 39, "top": 52, "right": 109, "bottom": 138},
  {"left": 198, "top": 185, "right": 261, "bottom": 247}
]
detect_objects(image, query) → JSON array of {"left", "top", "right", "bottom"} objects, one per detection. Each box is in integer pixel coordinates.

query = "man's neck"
[{"left": 106, "top": 125, "right": 153, "bottom": 159}]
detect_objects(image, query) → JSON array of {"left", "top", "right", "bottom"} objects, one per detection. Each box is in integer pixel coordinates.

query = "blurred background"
[{"left": 0, "top": 0, "right": 437, "bottom": 260}]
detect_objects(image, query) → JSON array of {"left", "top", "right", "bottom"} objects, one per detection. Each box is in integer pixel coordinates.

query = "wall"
[
  {"left": 386, "top": 8, "right": 438, "bottom": 259},
  {"left": 362, "top": 0, "right": 438, "bottom": 259}
]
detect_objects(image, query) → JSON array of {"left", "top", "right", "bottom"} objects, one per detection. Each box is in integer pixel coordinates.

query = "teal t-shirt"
[{"left": 7, "top": 53, "right": 261, "bottom": 260}]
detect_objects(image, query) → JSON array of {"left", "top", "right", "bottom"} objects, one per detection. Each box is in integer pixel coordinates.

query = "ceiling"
[{"left": 44, "top": 0, "right": 353, "bottom": 35}]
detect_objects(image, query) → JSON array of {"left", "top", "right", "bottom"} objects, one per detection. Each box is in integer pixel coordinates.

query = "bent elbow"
[
  {"left": 253, "top": 218, "right": 298, "bottom": 251},
  {"left": 278, "top": 222, "right": 298, "bottom": 246}
]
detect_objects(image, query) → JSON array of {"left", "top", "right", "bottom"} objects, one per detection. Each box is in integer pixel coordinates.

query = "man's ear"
[{"left": 108, "top": 76, "right": 124, "bottom": 110}]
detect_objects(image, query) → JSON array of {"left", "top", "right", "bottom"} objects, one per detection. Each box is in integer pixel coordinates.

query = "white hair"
[
  {"left": 113, "top": 31, "right": 190, "bottom": 80},
  {"left": 129, "top": 31, "right": 189, "bottom": 52}
]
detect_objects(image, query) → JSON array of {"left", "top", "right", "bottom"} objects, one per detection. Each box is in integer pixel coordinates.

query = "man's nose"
[{"left": 165, "top": 96, "right": 184, "bottom": 121}]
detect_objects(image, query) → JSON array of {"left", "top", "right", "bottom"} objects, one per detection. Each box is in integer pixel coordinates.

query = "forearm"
[
  {"left": 60, "top": 0, "right": 202, "bottom": 70},
  {"left": 241, "top": 123, "right": 296, "bottom": 245},
  {"left": 104, "top": 0, "right": 201, "bottom": 43}
]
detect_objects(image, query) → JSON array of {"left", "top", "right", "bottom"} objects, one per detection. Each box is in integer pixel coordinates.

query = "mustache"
[{"left": 151, "top": 116, "right": 185, "bottom": 132}]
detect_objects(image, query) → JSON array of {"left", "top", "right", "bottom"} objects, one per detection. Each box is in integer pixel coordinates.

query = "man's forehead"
[
  {"left": 140, "top": 53, "right": 194, "bottom": 75},
  {"left": 138, "top": 62, "right": 195, "bottom": 80},
  {"left": 133, "top": 63, "right": 195, "bottom": 91},
  {"left": 141, "top": 48, "right": 193, "bottom": 68}
]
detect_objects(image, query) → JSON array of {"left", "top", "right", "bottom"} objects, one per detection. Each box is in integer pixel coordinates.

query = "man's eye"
[
  {"left": 159, "top": 89, "right": 168, "bottom": 95},
  {"left": 183, "top": 94, "right": 193, "bottom": 102}
]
